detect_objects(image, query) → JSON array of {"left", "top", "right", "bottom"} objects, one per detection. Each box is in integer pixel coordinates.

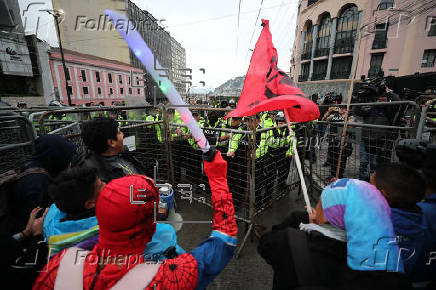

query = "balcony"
[
  {"left": 368, "top": 67, "right": 382, "bottom": 78},
  {"left": 298, "top": 75, "right": 309, "bottom": 82},
  {"left": 372, "top": 38, "right": 387, "bottom": 49},
  {"left": 330, "top": 70, "right": 351, "bottom": 80},
  {"left": 334, "top": 38, "right": 355, "bottom": 54},
  {"left": 301, "top": 50, "right": 312, "bottom": 60},
  {"left": 311, "top": 73, "right": 326, "bottom": 81},
  {"left": 314, "top": 48, "right": 330, "bottom": 58}
]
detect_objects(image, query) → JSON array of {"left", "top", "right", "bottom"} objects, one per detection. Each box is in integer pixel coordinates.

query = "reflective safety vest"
[
  {"left": 262, "top": 115, "right": 276, "bottom": 129},
  {"left": 229, "top": 124, "right": 270, "bottom": 159},
  {"left": 188, "top": 119, "right": 204, "bottom": 149},
  {"left": 203, "top": 119, "right": 224, "bottom": 146},
  {"left": 267, "top": 127, "right": 295, "bottom": 157},
  {"left": 169, "top": 111, "right": 187, "bottom": 141}
]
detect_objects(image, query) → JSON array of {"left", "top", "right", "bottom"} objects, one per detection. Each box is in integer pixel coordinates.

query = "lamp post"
[{"left": 46, "top": 9, "right": 71, "bottom": 106}]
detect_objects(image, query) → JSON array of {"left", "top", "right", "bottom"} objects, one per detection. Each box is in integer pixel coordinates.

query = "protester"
[
  {"left": 370, "top": 163, "right": 433, "bottom": 288},
  {"left": 81, "top": 117, "right": 150, "bottom": 182},
  {"left": 418, "top": 164, "right": 436, "bottom": 289},
  {"left": 1, "top": 207, "right": 49, "bottom": 289},
  {"left": 3, "top": 135, "right": 75, "bottom": 235},
  {"left": 44, "top": 165, "right": 184, "bottom": 259},
  {"left": 258, "top": 178, "right": 410, "bottom": 290},
  {"left": 33, "top": 148, "right": 237, "bottom": 289}
]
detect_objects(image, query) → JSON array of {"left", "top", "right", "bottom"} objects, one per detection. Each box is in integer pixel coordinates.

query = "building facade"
[
  {"left": 0, "top": 0, "right": 36, "bottom": 101},
  {"left": 51, "top": 0, "right": 187, "bottom": 104},
  {"left": 126, "top": 0, "right": 187, "bottom": 101},
  {"left": 49, "top": 48, "right": 144, "bottom": 106},
  {"left": 170, "top": 37, "right": 187, "bottom": 95},
  {"left": 291, "top": 0, "right": 436, "bottom": 97}
]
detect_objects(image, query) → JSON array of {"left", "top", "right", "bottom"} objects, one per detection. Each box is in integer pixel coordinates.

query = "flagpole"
[
  {"left": 284, "top": 110, "right": 312, "bottom": 213},
  {"left": 335, "top": 22, "right": 363, "bottom": 179}
]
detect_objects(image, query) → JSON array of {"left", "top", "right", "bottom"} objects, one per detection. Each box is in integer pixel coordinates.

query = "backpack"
[{"left": 0, "top": 167, "right": 49, "bottom": 218}]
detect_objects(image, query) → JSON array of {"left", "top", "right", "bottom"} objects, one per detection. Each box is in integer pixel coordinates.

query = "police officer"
[
  {"left": 185, "top": 111, "right": 205, "bottom": 191},
  {"left": 203, "top": 111, "right": 225, "bottom": 150},
  {"left": 227, "top": 113, "right": 270, "bottom": 211},
  {"left": 267, "top": 112, "right": 294, "bottom": 192}
]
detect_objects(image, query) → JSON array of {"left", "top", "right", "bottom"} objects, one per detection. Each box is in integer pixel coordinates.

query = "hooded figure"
[{"left": 8, "top": 135, "right": 75, "bottom": 232}]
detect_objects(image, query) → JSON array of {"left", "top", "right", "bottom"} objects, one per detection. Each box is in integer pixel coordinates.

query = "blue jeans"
[{"left": 359, "top": 139, "right": 376, "bottom": 181}]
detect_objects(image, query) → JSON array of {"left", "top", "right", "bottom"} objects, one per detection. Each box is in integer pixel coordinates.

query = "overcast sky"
[{"left": 18, "top": 0, "right": 299, "bottom": 88}]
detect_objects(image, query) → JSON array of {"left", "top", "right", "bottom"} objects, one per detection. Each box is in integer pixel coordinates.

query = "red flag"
[{"left": 226, "top": 19, "right": 319, "bottom": 122}]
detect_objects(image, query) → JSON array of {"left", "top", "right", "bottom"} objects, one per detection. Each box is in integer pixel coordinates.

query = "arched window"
[
  {"left": 315, "top": 14, "right": 331, "bottom": 57},
  {"left": 302, "top": 23, "right": 313, "bottom": 60},
  {"left": 335, "top": 5, "right": 359, "bottom": 54},
  {"left": 379, "top": 0, "right": 394, "bottom": 10}
]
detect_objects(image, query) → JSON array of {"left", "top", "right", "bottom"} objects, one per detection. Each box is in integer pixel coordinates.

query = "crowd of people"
[
  {"left": 1, "top": 118, "right": 237, "bottom": 289},
  {"left": 1, "top": 78, "right": 436, "bottom": 289}
]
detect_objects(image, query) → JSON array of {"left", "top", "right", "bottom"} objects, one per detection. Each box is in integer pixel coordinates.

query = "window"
[
  {"left": 137, "top": 88, "right": 141, "bottom": 94},
  {"left": 95, "top": 71, "right": 100, "bottom": 82},
  {"left": 65, "top": 68, "right": 71, "bottom": 81},
  {"left": 129, "top": 88, "right": 132, "bottom": 95},
  {"left": 368, "top": 53, "right": 384, "bottom": 77},
  {"left": 67, "top": 85, "right": 73, "bottom": 96},
  {"left": 379, "top": 0, "right": 394, "bottom": 10},
  {"left": 83, "top": 86, "right": 89, "bottom": 95},
  {"left": 119, "top": 75, "right": 123, "bottom": 84},
  {"left": 315, "top": 15, "right": 331, "bottom": 57},
  {"left": 81, "top": 70, "right": 87, "bottom": 82},
  {"left": 299, "top": 63, "right": 310, "bottom": 82},
  {"left": 335, "top": 6, "right": 359, "bottom": 54},
  {"left": 422, "top": 49, "right": 436, "bottom": 68},
  {"left": 308, "top": 0, "right": 318, "bottom": 6},
  {"left": 302, "top": 23, "right": 313, "bottom": 60},
  {"left": 428, "top": 17, "right": 436, "bottom": 37},
  {"left": 312, "top": 60, "right": 328, "bottom": 80},
  {"left": 109, "top": 88, "right": 113, "bottom": 95},
  {"left": 331, "top": 56, "right": 353, "bottom": 79},
  {"left": 128, "top": 76, "right": 131, "bottom": 84},
  {"left": 372, "top": 23, "right": 388, "bottom": 49},
  {"left": 120, "top": 88, "right": 124, "bottom": 95},
  {"left": 97, "top": 87, "right": 102, "bottom": 95},
  {"left": 108, "top": 73, "right": 113, "bottom": 83}
]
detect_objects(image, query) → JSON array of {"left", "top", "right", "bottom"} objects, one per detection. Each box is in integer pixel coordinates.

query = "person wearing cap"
[
  {"left": 227, "top": 113, "right": 271, "bottom": 209},
  {"left": 229, "top": 99, "right": 237, "bottom": 109},
  {"left": 261, "top": 110, "right": 278, "bottom": 129},
  {"left": 184, "top": 111, "right": 205, "bottom": 191},
  {"left": 33, "top": 149, "right": 237, "bottom": 290},
  {"left": 267, "top": 112, "right": 294, "bottom": 192}
]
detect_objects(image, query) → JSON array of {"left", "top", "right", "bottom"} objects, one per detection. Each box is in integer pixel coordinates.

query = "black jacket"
[
  {"left": 83, "top": 150, "right": 149, "bottom": 183},
  {"left": 258, "top": 211, "right": 411, "bottom": 290}
]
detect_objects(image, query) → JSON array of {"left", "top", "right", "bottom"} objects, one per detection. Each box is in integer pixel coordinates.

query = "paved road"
[{"left": 175, "top": 187, "right": 313, "bottom": 289}]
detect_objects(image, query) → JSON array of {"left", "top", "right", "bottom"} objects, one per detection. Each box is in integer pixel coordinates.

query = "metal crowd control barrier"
[
  {"left": 17, "top": 100, "right": 427, "bottom": 257},
  {"left": 0, "top": 113, "right": 34, "bottom": 175},
  {"left": 305, "top": 101, "right": 420, "bottom": 191}
]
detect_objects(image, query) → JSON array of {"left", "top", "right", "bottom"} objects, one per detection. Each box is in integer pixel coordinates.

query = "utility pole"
[{"left": 47, "top": 9, "right": 71, "bottom": 106}]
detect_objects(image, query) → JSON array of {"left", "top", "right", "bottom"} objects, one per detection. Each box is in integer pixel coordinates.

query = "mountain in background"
[{"left": 213, "top": 76, "right": 245, "bottom": 96}]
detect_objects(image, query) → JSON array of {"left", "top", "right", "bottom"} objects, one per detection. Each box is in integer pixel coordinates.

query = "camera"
[
  {"left": 323, "top": 92, "right": 342, "bottom": 105},
  {"left": 395, "top": 139, "right": 436, "bottom": 170}
]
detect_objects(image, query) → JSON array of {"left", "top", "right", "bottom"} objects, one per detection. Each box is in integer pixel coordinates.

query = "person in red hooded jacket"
[{"left": 33, "top": 148, "right": 237, "bottom": 289}]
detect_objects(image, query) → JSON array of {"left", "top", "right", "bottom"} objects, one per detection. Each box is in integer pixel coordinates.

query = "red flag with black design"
[{"left": 225, "top": 19, "right": 319, "bottom": 122}]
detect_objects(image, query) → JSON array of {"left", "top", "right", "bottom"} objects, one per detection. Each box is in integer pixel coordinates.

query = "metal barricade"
[{"left": 0, "top": 112, "right": 34, "bottom": 175}]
